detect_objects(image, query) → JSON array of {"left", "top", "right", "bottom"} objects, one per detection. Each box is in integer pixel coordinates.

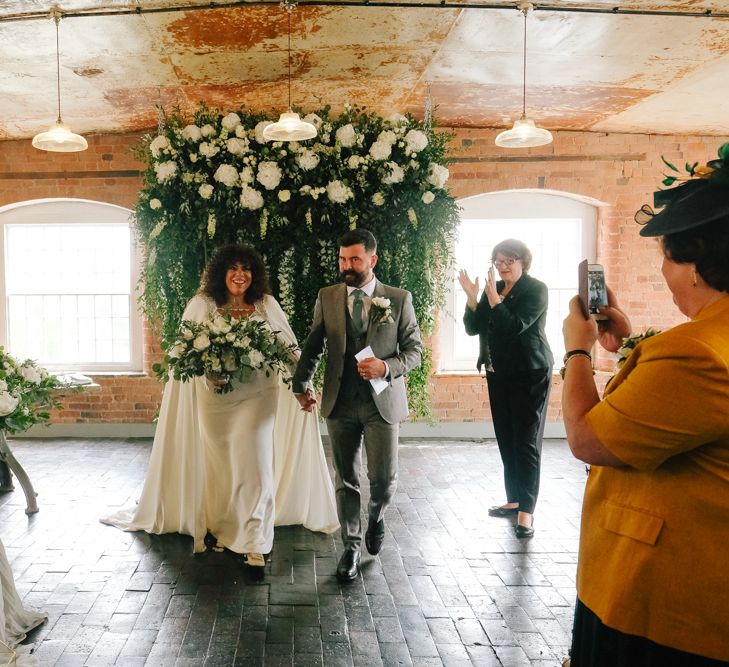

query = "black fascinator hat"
[{"left": 637, "top": 142, "right": 729, "bottom": 237}]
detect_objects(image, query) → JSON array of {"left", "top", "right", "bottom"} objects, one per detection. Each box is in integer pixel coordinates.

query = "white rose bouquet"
[
  {"left": 0, "top": 348, "right": 67, "bottom": 434},
  {"left": 155, "top": 313, "right": 297, "bottom": 393}
]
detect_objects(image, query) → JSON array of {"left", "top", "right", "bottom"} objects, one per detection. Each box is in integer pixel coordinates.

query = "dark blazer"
[
  {"left": 292, "top": 280, "right": 423, "bottom": 423},
  {"left": 463, "top": 273, "right": 553, "bottom": 375}
]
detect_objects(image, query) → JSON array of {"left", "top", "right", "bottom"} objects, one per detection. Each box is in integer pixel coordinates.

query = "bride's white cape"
[
  {"left": 101, "top": 294, "right": 338, "bottom": 552},
  {"left": 0, "top": 539, "right": 46, "bottom": 665}
]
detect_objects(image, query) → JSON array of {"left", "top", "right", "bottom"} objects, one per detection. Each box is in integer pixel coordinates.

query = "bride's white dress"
[
  {"left": 0, "top": 539, "right": 46, "bottom": 665},
  {"left": 101, "top": 294, "right": 338, "bottom": 553}
]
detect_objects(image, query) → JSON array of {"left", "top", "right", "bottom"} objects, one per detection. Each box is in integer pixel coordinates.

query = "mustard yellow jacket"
[{"left": 583, "top": 295, "right": 729, "bottom": 661}]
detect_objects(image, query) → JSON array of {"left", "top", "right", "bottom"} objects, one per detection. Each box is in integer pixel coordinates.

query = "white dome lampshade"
[
  {"left": 32, "top": 120, "right": 88, "bottom": 152},
  {"left": 495, "top": 115, "right": 553, "bottom": 148},
  {"left": 262, "top": 111, "right": 317, "bottom": 142}
]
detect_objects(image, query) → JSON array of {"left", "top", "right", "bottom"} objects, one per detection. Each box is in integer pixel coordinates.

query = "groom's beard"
[{"left": 340, "top": 269, "right": 369, "bottom": 287}]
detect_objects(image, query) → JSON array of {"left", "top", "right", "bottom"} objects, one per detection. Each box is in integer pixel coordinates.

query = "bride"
[{"left": 102, "top": 245, "right": 338, "bottom": 570}]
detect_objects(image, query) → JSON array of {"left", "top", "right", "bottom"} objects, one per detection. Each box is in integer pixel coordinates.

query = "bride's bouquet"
[
  {"left": 155, "top": 313, "right": 298, "bottom": 393},
  {"left": 616, "top": 328, "right": 662, "bottom": 369}
]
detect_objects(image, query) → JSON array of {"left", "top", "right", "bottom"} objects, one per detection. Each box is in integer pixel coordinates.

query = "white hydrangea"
[
  {"left": 335, "top": 124, "right": 357, "bottom": 147},
  {"left": 199, "top": 183, "right": 214, "bottom": 199},
  {"left": 181, "top": 125, "right": 202, "bottom": 142},
  {"left": 240, "top": 185, "right": 264, "bottom": 210},
  {"left": 278, "top": 189, "right": 291, "bottom": 202},
  {"left": 226, "top": 137, "right": 249, "bottom": 155},
  {"left": 235, "top": 124, "right": 248, "bottom": 138},
  {"left": 19, "top": 364, "right": 42, "bottom": 384},
  {"left": 372, "top": 192, "right": 385, "bottom": 206},
  {"left": 377, "top": 129, "right": 397, "bottom": 145},
  {"left": 405, "top": 129, "right": 428, "bottom": 153},
  {"left": 257, "top": 161, "right": 283, "bottom": 190},
  {"left": 0, "top": 391, "right": 19, "bottom": 417},
  {"left": 214, "top": 164, "right": 238, "bottom": 187},
  {"left": 149, "top": 135, "right": 169, "bottom": 158},
  {"left": 239, "top": 166, "right": 254, "bottom": 184},
  {"left": 303, "top": 113, "right": 323, "bottom": 128},
  {"left": 347, "top": 155, "right": 364, "bottom": 169},
  {"left": 200, "top": 124, "right": 216, "bottom": 137},
  {"left": 149, "top": 198, "right": 162, "bottom": 210},
  {"left": 199, "top": 142, "right": 220, "bottom": 158},
  {"left": 154, "top": 161, "right": 177, "bottom": 183},
  {"left": 422, "top": 190, "right": 435, "bottom": 204},
  {"left": 254, "top": 121, "right": 272, "bottom": 144},
  {"left": 427, "top": 163, "right": 449, "bottom": 189},
  {"left": 221, "top": 112, "right": 241, "bottom": 131},
  {"left": 382, "top": 161, "right": 404, "bottom": 184},
  {"left": 296, "top": 149, "right": 320, "bottom": 171},
  {"left": 326, "top": 180, "right": 353, "bottom": 204},
  {"left": 369, "top": 140, "right": 392, "bottom": 161}
]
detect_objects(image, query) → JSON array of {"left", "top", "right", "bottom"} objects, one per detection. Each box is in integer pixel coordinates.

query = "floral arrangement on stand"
[
  {"left": 153, "top": 314, "right": 297, "bottom": 394},
  {"left": 0, "top": 348, "right": 67, "bottom": 434},
  {"left": 135, "top": 103, "right": 460, "bottom": 417},
  {"left": 615, "top": 328, "right": 662, "bottom": 370}
]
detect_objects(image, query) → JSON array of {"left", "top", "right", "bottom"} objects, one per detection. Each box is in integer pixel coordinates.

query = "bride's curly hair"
[{"left": 200, "top": 245, "right": 270, "bottom": 306}]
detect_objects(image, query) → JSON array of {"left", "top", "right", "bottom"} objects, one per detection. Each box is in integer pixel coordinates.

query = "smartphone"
[{"left": 578, "top": 260, "right": 608, "bottom": 319}]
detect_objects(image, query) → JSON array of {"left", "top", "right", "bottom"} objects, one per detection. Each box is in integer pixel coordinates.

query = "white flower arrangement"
[
  {"left": 336, "top": 123, "right": 357, "bottom": 147},
  {"left": 257, "top": 161, "right": 283, "bottom": 190},
  {"left": 155, "top": 314, "right": 297, "bottom": 394},
  {"left": 369, "top": 140, "right": 392, "bottom": 161},
  {"left": 616, "top": 328, "right": 662, "bottom": 369},
  {"left": 199, "top": 184, "right": 214, "bottom": 199},
  {"left": 149, "top": 135, "right": 169, "bottom": 158},
  {"left": 421, "top": 191, "right": 435, "bottom": 204},
  {"left": 226, "top": 137, "right": 249, "bottom": 155},
  {"left": 214, "top": 164, "right": 238, "bottom": 187},
  {"left": 296, "top": 149, "right": 320, "bottom": 171},
  {"left": 240, "top": 185, "right": 264, "bottom": 210},
  {"left": 154, "top": 161, "right": 177, "bottom": 183},
  {"left": 199, "top": 142, "right": 220, "bottom": 158},
  {"left": 405, "top": 129, "right": 428, "bottom": 153},
  {"left": 383, "top": 161, "right": 405, "bottom": 185},
  {"left": 326, "top": 180, "right": 353, "bottom": 204},
  {"left": 221, "top": 112, "right": 241, "bottom": 131},
  {"left": 427, "top": 163, "right": 449, "bottom": 189},
  {"left": 181, "top": 125, "right": 202, "bottom": 142}
]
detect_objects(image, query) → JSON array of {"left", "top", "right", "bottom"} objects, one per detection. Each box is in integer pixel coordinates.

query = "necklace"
[{"left": 220, "top": 302, "right": 255, "bottom": 318}]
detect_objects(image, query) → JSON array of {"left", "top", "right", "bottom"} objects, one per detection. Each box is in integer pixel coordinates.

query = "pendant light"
[
  {"left": 263, "top": 1, "right": 317, "bottom": 142},
  {"left": 495, "top": 2, "right": 552, "bottom": 149},
  {"left": 32, "top": 6, "right": 88, "bottom": 152}
]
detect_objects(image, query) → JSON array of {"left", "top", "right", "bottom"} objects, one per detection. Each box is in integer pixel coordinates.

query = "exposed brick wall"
[{"left": 0, "top": 129, "right": 719, "bottom": 425}]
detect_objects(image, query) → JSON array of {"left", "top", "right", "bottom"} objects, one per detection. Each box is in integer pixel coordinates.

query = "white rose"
[
  {"left": 190, "top": 153, "right": 199, "bottom": 163},
  {"left": 154, "top": 161, "right": 177, "bottom": 183},
  {"left": 181, "top": 172, "right": 194, "bottom": 184},
  {"left": 248, "top": 349, "right": 264, "bottom": 366},
  {"left": 149, "top": 198, "right": 162, "bottom": 210},
  {"left": 371, "top": 296, "right": 390, "bottom": 308},
  {"left": 199, "top": 142, "right": 220, "bottom": 158},
  {"left": 0, "top": 391, "right": 19, "bottom": 417},
  {"left": 181, "top": 125, "right": 202, "bottom": 142},
  {"left": 257, "top": 161, "right": 283, "bottom": 190},
  {"left": 200, "top": 124, "right": 215, "bottom": 137},
  {"left": 377, "top": 130, "right": 397, "bottom": 145},
  {"left": 254, "top": 121, "right": 273, "bottom": 144},
  {"left": 369, "top": 140, "right": 392, "bottom": 161},
  {"left": 235, "top": 335, "right": 251, "bottom": 349},
  {"left": 347, "top": 155, "right": 362, "bottom": 169},
  {"left": 168, "top": 343, "right": 186, "bottom": 359},
  {"left": 239, "top": 166, "right": 254, "bottom": 184},
  {"left": 405, "top": 129, "right": 428, "bottom": 153},
  {"left": 193, "top": 334, "right": 211, "bottom": 351},
  {"left": 382, "top": 161, "right": 404, "bottom": 185},
  {"left": 427, "top": 163, "right": 449, "bottom": 189},
  {"left": 296, "top": 149, "right": 320, "bottom": 171},
  {"left": 226, "top": 137, "right": 249, "bottom": 155},
  {"left": 326, "top": 180, "right": 353, "bottom": 204},
  {"left": 278, "top": 189, "right": 291, "bottom": 202},
  {"left": 335, "top": 124, "right": 357, "bottom": 148},
  {"left": 20, "top": 364, "right": 42, "bottom": 384},
  {"left": 372, "top": 192, "right": 385, "bottom": 206},
  {"left": 209, "top": 316, "right": 231, "bottom": 335},
  {"left": 421, "top": 190, "right": 435, "bottom": 204},
  {"left": 222, "top": 112, "right": 241, "bottom": 131},
  {"left": 199, "top": 184, "right": 214, "bottom": 199},
  {"left": 214, "top": 164, "right": 239, "bottom": 187},
  {"left": 240, "top": 185, "right": 264, "bottom": 210},
  {"left": 149, "top": 135, "right": 169, "bottom": 158}
]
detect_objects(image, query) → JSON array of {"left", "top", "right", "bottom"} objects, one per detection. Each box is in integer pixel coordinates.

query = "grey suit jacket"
[{"left": 292, "top": 280, "right": 423, "bottom": 424}]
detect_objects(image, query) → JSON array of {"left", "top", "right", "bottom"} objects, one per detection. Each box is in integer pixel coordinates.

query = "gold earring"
[{"left": 692, "top": 271, "right": 698, "bottom": 288}]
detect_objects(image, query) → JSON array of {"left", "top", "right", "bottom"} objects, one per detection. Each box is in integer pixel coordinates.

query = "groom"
[{"left": 293, "top": 228, "right": 423, "bottom": 582}]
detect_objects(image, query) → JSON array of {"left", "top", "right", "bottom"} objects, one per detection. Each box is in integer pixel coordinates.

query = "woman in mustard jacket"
[{"left": 562, "top": 144, "right": 729, "bottom": 665}]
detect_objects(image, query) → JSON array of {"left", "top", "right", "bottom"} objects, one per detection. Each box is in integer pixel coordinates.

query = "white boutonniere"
[{"left": 371, "top": 296, "right": 394, "bottom": 327}]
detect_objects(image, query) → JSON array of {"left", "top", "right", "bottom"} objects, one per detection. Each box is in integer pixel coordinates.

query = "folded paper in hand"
[{"left": 355, "top": 346, "right": 388, "bottom": 395}]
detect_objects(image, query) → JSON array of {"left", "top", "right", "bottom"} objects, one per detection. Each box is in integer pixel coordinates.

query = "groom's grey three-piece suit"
[{"left": 293, "top": 278, "right": 423, "bottom": 550}]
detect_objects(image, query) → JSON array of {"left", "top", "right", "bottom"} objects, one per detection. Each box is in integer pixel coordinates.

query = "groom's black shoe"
[
  {"left": 336, "top": 549, "right": 361, "bottom": 583},
  {"left": 365, "top": 518, "right": 385, "bottom": 555}
]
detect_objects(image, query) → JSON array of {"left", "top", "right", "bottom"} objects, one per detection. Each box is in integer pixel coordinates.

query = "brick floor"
[{"left": 0, "top": 437, "right": 586, "bottom": 666}]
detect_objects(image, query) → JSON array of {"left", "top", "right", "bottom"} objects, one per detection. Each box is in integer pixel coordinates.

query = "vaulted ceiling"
[{"left": 2, "top": 0, "right": 729, "bottom": 142}]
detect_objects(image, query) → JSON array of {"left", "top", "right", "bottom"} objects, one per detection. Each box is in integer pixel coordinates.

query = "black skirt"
[{"left": 570, "top": 599, "right": 729, "bottom": 667}]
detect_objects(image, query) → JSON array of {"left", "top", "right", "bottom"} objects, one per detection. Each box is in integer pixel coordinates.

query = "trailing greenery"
[{"left": 134, "top": 104, "right": 460, "bottom": 418}]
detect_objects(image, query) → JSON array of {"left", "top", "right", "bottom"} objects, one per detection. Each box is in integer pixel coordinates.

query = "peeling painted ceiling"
[{"left": 2, "top": 0, "right": 729, "bottom": 141}]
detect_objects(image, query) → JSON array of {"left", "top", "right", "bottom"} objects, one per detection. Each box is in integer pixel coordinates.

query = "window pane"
[{"left": 5, "top": 222, "right": 133, "bottom": 367}]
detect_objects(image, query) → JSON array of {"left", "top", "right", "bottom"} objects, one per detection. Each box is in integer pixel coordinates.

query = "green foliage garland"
[{"left": 134, "top": 104, "right": 460, "bottom": 418}]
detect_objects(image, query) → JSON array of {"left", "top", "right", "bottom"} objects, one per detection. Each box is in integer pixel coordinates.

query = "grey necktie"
[{"left": 352, "top": 289, "right": 365, "bottom": 331}]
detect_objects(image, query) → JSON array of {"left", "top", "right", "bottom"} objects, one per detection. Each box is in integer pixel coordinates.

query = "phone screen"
[{"left": 587, "top": 264, "right": 608, "bottom": 315}]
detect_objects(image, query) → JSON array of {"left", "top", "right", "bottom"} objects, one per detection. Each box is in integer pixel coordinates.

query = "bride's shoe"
[{"left": 244, "top": 552, "right": 266, "bottom": 567}]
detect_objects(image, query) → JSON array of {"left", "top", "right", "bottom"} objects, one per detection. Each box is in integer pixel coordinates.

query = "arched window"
[
  {"left": 440, "top": 190, "right": 602, "bottom": 372},
  {"left": 0, "top": 199, "right": 142, "bottom": 372}
]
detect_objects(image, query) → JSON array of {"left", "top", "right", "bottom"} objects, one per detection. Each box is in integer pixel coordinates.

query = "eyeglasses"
[{"left": 492, "top": 257, "right": 518, "bottom": 267}]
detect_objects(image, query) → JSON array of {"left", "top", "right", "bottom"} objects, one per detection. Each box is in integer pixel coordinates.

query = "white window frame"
[
  {"left": 0, "top": 198, "right": 143, "bottom": 373},
  {"left": 440, "top": 190, "right": 600, "bottom": 373}
]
